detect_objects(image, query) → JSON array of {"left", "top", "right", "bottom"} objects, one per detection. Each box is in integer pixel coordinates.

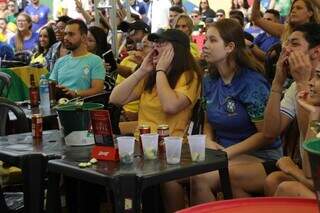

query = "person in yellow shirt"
[
  {"left": 110, "top": 29, "right": 202, "bottom": 136},
  {"left": 173, "top": 14, "right": 201, "bottom": 59},
  {"left": 30, "top": 26, "right": 56, "bottom": 67},
  {"left": 115, "top": 34, "right": 153, "bottom": 121}
]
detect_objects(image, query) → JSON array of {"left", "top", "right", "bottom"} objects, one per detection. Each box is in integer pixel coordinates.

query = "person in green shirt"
[{"left": 6, "top": 0, "right": 17, "bottom": 24}]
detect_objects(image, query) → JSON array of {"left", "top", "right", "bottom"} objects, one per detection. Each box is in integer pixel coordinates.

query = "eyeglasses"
[
  {"left": 176, "top": 24, "right": 188, "bottom": 28},
  {"left": 17, "top": 19, "right": 27, "bottom": 23}
]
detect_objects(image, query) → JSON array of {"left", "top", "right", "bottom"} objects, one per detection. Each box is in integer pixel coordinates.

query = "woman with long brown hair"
[
  {"left": 190, "top": 18, "right": 282, "bottom": 205},
  {"left": 198, "top": 0, "right": 216, "bottom": 20},
  {"left": 110, "top": 28, "right": 202, "bottom": 136},
  {"left": 9, "top": 13, "right": 38, "bottom": 52},
  {"left": 252, "top": 0, "right": 320, "bottom": 41}
]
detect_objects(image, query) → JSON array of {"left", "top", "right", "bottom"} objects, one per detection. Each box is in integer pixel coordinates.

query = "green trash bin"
[
  {"left": 303, "top": 138, "right": 320, "bottom": 211},
  {"left": 56, "top": 102, "right": 104, "bottom": 137}
]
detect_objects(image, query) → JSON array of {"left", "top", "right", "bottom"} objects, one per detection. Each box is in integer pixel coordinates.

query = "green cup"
[
  {"left": 56, "top": 102, "right": 104, "bottom": 137},
  {"left": 303, "top": 138, "right": 320, "bottom": 211}
]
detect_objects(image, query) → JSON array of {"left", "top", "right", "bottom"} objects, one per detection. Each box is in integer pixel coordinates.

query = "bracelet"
[
  {"left": 271, "top": 88, "right": 282, "bottom": 94},
  {"left": 156, "top": 70, "right": 166, "bottom": 73}
]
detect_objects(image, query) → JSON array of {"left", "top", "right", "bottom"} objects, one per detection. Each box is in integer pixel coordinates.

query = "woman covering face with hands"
[{"left": 110, "top": 29, "right": 202, "bottom": 136}]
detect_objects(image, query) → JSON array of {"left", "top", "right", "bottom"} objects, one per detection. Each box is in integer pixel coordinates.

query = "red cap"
[{"left": 0, "top": 0, "right": 7, "bottom": 3}]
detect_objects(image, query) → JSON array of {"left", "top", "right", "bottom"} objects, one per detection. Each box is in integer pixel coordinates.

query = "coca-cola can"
[
  {"left": 157, "top": 124, "right": 169, "bottom": 155},
  {"left": 139, "top": 124, "right": 151, "bottom": 135},
  {"left": 32, "top": 114, "right": 43, "bottom": 139}
]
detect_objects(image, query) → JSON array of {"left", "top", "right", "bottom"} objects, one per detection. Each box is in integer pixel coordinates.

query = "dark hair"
[
  {"left": 199, "top": 0, "right": 212, "bottom": 15},
  {"left": 229, "top": 9, "right": 244, "bottom": 19},
  {"left": 230, "top": 13, "right": 244, "bottom": 27},
  {"left": 66, "top": 19, "right": 88, "bottom": 35},
  {"left": 145, "top": 42, "right": 202, "bottom": 92},
  {"left": 169, "top": 6, "right": 184, "bottom": 14},
  {"left": 207, "top": 19, "right": 264, "bottom": 77},
  {"left": 88, "top": 26, "right": 111, "bottom": 57},
  {"left": 231, "top": 0, "right": 249, "bottom": 10},
  {"left": 216, "top": 9, "right": 225, "bottom": 15},
  {"left": 293, "top": 23, "right": 320, "bottom": 49},
  {"left": 56, "top": 16, "right": 72, "bottom": 24},
  {"left": 265, "top": 9, "right": 280, "bottom": 20},
  {"left": 35, "top": 26, "right": 57, "bottom": 57}
]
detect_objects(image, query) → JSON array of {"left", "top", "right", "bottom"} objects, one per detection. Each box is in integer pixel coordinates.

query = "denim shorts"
[{"left": 249, "top": 146, "right": 283, "bottom": 161}]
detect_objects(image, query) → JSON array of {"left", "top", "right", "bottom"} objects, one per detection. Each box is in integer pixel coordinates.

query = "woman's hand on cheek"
[
  {"left": 297, "top": 91, "right": 320, "bottom": 120},
  {"left": 138, "top": 50, "right": 156, "bottom": 74},
  {"left": 155, "top": 45, "right": 174, "bottom": 72}
]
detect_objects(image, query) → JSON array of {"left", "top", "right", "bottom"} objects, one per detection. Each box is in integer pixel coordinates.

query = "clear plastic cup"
[
  {"left": 141, "top": 133, "right": 159, "bottom": 160},
  {"left": 188, "top": 135, "right": 206, "bottom": 162},
  {"left": 117, "top": 136, "right": 135, "bottom": 164},
  {"left": 164, "top": 137, "right": 183, "bottom": 164}
]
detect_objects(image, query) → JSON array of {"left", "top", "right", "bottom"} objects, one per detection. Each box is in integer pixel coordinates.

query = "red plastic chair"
[{"left": 177, "top": 197, "right": 318, "bottom": 213}]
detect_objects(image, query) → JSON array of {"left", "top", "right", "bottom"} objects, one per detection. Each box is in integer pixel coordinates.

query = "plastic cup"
[
  {"left": 164, "top": 137, "right": 183, "bottom": 164},
  {"left": 188, "top": 135, "right": 206, "bottom": 162},
  {"left": 141, "top": 133, "right": 159, "bottom": 160},
  {"left": 117, "top": 136, "right": 135, "bottom": 164}
]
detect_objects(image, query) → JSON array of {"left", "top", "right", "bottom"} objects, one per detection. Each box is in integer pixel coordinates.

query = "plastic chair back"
[
  {"left": 0, "top": 97, "right": 29, "bottom": 136},
  {"left": 0, "top": 72, "right": 11, "bottom": 97}
]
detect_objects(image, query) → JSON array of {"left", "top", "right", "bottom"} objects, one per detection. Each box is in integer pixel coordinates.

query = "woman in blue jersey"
[{"left": 191, "top": 19, "right": 282, "bottom": 204}]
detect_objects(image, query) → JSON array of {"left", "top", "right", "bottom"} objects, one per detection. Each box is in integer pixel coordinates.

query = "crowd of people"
[{"left": 0, "top": 0, "right": 320, "bottom": 212}]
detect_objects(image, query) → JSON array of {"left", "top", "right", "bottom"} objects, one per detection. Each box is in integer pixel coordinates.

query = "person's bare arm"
[
  {"left": 252, "top": 0, "right": 284, "bottom": 38},
  {"left": 155, "top": 47, "right": 193, "bottom": 114},
  {"left": 57, "top": 79, "right": 104, "bottom": 97},
  {"left": 245, "top": 39, "right": 267, "bottom": 62},
  {"left": 263, "top": 50, "right": 293, "bottom": 139},
  {"left": 75, "top": 0, "right": 94, "bottom": 24},
  {"left": 225, "top": 121, "right": 274, "bottom": 159},
  {"left": 110, "top": 51, "right": 154, "bottom": 105},
  {"left": 117, "top": 64, "right": 135, "bottom": 78},
  {"left": 277, "top": 156, "right": 314, "bottom": 189}
]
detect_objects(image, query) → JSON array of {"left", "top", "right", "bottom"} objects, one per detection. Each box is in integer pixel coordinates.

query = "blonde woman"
[
  {"left": 252, "top": 0, "right": 320, "bottom": 41},
  {"left": 9, "top": 13, "right": 38, "bottom": 52},
  {"left": 173, "top": 14, "right": 201, "bottom": 59}
]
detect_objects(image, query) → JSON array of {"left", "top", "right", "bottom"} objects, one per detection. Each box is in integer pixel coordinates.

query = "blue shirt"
[
  {"left": 0, "top": 42, "right": 14, "bottom": 60},
  {"left": 49, "top": 53, "right": 106, "bottom": 90},
  {"left": 9, "top": 32, "right": 39, "bottom": 52},
  {"left": 131, "top": 1, "right": 147, "bottom": 15},
  {"left": 204, "top": 68, "right": 281, "bottom": 149},
  {"left": 245, "top": 26, "right": 264, "bottom": 39},
  {"left": 24, "top": 4, "right": 50, "bottom": 32},
  {"left": 254, "top": 32, "right": 280, "bottom": 52}
]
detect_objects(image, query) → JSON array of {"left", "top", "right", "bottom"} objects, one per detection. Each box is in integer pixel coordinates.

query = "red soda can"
[
  {"left": 157, "top": 124, "right": 169, "bottom": 155},
  {"left": 32, "top": 114, "right": 43, "bottom": 139},
  {"left": 139, "top": 124, "right": 151, "bottom": 135}
]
